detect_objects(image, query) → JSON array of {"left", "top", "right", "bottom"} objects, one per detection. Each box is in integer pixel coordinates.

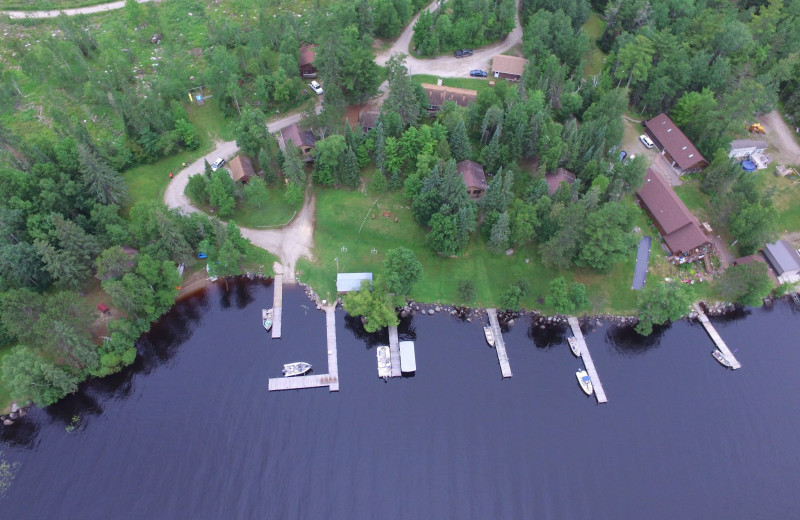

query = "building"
[
  {"left": 544, "top": 168, "right": 576, "bottom": 195},
  {"left": 281, "top": 122, "right": 317, "bottom": 162},
  {"left": 456, "top": 160, "right": 488, "bottom": 199},
  {"left": 228, "top": 155, "right": 255, "bottom": 183},
  {"left": 336, "top": 272, "right": 373, "bottom": 293},
  {"left": 643, "top": 113, "right": 708, "bottom": 174},
  {"left": 636, "top": 168, "right": 710, "bottom": 256},
  {"left": 762, "top": 240, "right": 800, "bottom": 284},
  {"left": 299, "top": 44, "right": 317, "bottom": 78},
  {"left": 729, "top": 139, "right": 770, "bottom": 169},
  {"left": 491, "top": 55, "right": 528, "bottom": 81},
  {"left": 421, "top": 83, "right": 477, "bottom": 111},
  {"left": 359, "top": 111, "right": 380, "bottom": 133}
]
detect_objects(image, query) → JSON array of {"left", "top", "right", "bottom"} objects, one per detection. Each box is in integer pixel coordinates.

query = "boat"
[
  {"left": 576, "top": 369, "right": 593, "bottom": 396},
  {"left": 262, "top": 308, "right": 273, "bottom": 331},
  {"left": 712, "top": 350, "right": 732, "bottom": 368},
  {"left": 376, "top": 346, "right": 391, "bottom": 379},
  {"left": 282, "top": 362, "right": 312, "bottom": 377},
  {"left": 568, "top": 337, "right": 581, "bottom": 357},
  {"left": 483, "top": 325, "right": 496, "bottom": 347}
]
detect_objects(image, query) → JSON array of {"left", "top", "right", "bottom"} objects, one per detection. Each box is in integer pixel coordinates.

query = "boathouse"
[{"left": 762, "top": 240, "right": 800, "bottom": 284}]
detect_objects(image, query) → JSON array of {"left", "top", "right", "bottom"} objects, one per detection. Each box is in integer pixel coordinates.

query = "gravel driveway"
[{"left": 758, "top": 110, "right": 800, "bottom": 166}]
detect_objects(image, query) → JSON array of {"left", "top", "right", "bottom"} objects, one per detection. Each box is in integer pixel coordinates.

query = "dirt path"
[
  {"left": 375, "top": 0, "right": 524, "bottom": 77},
  {"left": 758, "top": 110, "right": 800, "bottom": 166},
  {"left": 1, "top": 0, "right": 153, "bottom": 19}
]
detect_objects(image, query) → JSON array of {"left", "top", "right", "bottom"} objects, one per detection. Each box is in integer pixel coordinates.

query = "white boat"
[
  {"left": 377, "top": 346, "right": 391, "bottom": 379},
  {"left": 712, "top": 350, "right": 732, "bottom": 368},
  {"left": 576, "top": 369, "right": 593, "bottom": 395},
  {"left": 568, "top": 337, "right": 581, "bottom": 357},
  {"left": 282, "top": 362, "right": 312, "bottom": 377},
  {"left": 262, "top": 308, "right": 273, "bottom": 331},
  {"left": 484, "top": 325, "right": 496, "bottom": 347}
]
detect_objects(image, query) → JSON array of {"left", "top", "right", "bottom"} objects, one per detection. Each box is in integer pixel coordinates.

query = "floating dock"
[
  {"left": 567, "top": 317, "right": 607, "bottom": 404},
  {"left": 268, "top": 305, "right": 340, "bottom": 392},
  {"left": 388, "top": 325, "right": 402, "bottom": 378},
  {"left": 271, "top": 272, "right": 282, "bottom": 339},
  {"left": 487, "top": 309, "right": 512, "bottom": 378},
  {"left": 692, "top": 303, "right": 742, "bottom": 370}
]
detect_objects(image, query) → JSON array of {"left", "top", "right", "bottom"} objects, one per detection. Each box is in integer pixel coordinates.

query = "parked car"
[
  {"left": 619, "top": 150, "right": 627, "bottom": 161},
  {"left": 639, "top": 134, "right": 655, "bottom": 149},
  {"left": 470, "top": 69, "right": 488, "bottom": 77},
  {"left": 454, "top": 49, "right": 473, "bottom": 58},
  {"left": 309, "top": 80, "right": 324, "bottom": 95},
  {"left": 210, "top": 157, "right": 225, "bottom": 171}
]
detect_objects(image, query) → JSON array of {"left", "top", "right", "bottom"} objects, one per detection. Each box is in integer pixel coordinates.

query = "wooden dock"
[
  {"left": 567, "top": 317, "right": 607, "bottom": 404},
  {"left": 692, "top": 303, "right": 742, "bottom": 370},
  {"left": 388, "top": 326, "right": 402, "bottom": 378},
  {"left": 271, "top": 272, "right": 282, "bottom": 339},
  {"left": 267, "top": 305, "right": 340, "bottom": 392},
  {"left": 487, "top": 309, "right": 512, "bottom": 378}
]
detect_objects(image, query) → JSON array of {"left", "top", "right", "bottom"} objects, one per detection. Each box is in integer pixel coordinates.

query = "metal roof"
[
  {"left": 336, "top": 273, "right": 373, "bottom": 292},
  {"left": 645, "top": 113, "right": 707, "bottom": 171},
  {"left": 763, "top": 241, "right": 800, "bottom": 275},
  {"left": 399, "top": 341, "right": 416, "bottom": 372}
]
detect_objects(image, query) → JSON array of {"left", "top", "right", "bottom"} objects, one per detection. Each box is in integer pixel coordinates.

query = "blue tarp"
[
  {"left": 632, "top": 236, "right": 651, "bottom": 290},
  {"left": 742, "top": 160, "right": 756, "bottom": 171}
]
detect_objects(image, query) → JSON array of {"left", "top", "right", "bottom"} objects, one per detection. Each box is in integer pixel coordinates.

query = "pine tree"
[
  {"left": 258, "top": 148, "right": 277, "bottom": 186},
  {"left": 282, "top": 141, "right": 306, "bottom": 186},
  {"left": 77, "top": 144, "right": 128, "bottom": 206},
  {"left": 373, "top": 121, "right": 387, "bottom": 171},
  {"left": 448, "top": 119, "right": 471, "bottom": 162},
  {"left": 488, "top": 211, "right": 510, "bottom": 254},
  {"left": 339, "top": 147, "right": 361, "bottom": 189}
]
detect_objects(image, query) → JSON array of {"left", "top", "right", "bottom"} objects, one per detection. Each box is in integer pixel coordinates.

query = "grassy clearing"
[
  {"left": 298, "top": 173, "right": 648, "bottom": 314},
  {"left": 752, "top": 169, "right": 800, "bottom": 234},
  {"left": 674, "top": 180, "right": 713, "bottom": 222},
  {"left": 244, "top": 243, "right": 279, "bottom": 274},
  {"left": 0, "top": 0, "right": 108, "bottom": 10},
  {"left": 411, "top": 74, "right": 495, "bottom": 93},
  {"left": 0, "top": 346, "right": 13, "bottom": 411},
  {"left": 581, "top": 13, "right": 607, "bottom": 77},
  {"left": 229, "top": 188, "right": 297, "bottom": 229}
]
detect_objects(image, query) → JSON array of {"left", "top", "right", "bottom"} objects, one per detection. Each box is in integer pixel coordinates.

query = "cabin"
[
  {"left": 762, "top": 240, "right": 800, "bottom": 284},
  {"left": 636, "top": 168, "right": 710, "bottom": 256},
  {"left": 456, "top": 160, "right": 488, "bottom": 199},
  {"left": 228, "top": 155, "right": 255, "bottom": 183},
  {"left": 281, "top": 122, "right": 317, "bottom": 162},
  {"left": 299, "top": 44, "right": 317, "bottom": 78},
  {"left": 336, "top": 272, "right": 373, "bottom": 293},
  {"left": 729, "top": 139, "right": 770, "bottom": 169},
  {"left": 359, "top": 111, "right": 380, "bottom": 133},
  {"left": 421, "top": 83, "right": 477, "bottom": 111},
  {"left": 491, "top": 55, "right": 528, "bottom": 81},
  {"left": 643, "top": 113, "right": 708, "bottom": 174},
  {"left": 544, "top": 168, "right": 576, "bottom": 195}
]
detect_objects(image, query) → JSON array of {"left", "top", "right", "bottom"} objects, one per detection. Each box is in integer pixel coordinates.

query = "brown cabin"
[
  {"left": 643, "top": 113, "right": 708, "bottom": 175},
  {"left": 299, "top": 44, "right": 317, "bottom": 78},
  {"left": 281, "top": 123, "right": 317, "bottom": 162},
  {"left": 491, "top": 55, "right": 528, "bottom": 81},
  {"left": 457, "top": 160, "right": 488, "bottom": 199},
  {"left": 228, "top": 155, "right": 255, "bottom": 183},
  {"left": 421, "top": 83, "right": 477, "bottom": 111}
]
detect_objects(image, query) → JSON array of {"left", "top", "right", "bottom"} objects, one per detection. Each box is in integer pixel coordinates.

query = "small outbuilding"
[
  {"left": 456, "top": 160, "right": 488, "bottom": 199},
  {"left": 228, "top": 155, "right": 255, "bottom": 183},
  {"left": 336, "top": 272, "right": 373, "bottom": 293},
  {"left": 299, "top": 44, "right": 318, "bottom": 78},
  {"left": 359, "top": 111, "right": 380, "bottom": 133},
  {"left": 762, "top": 240, "right": 800, "bottom": 284},
  {"left": 281, "top": 122, "right": 317, "bottom": 162},
  {"left": 491, "top": 55, "right": 528, "bottom": 81}
]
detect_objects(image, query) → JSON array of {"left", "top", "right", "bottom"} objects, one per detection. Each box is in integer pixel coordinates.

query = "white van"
[{"left": 211, "top": 157, "right": 225, "bottom": 171}]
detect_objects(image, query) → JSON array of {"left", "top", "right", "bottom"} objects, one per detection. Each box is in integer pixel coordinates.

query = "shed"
[
  {"left": 228, "top": 155, "right": 255, "bottom": 183},
  {"left": 456, "top": 160, "right": 488, "bottom": 199},
  {"left": 762, "top": 240, "right": 800, "bottom": 284},
  {"left": 644, "top": 113, "right": 708, "bottom": 174},
  {"left": 299, "top": 44, "right": 317, "bottom": 78},
  {"left": 359, "top": 111, "right": 380, "bottom": 133},
  {"left": 97, "top": 303, "right": 110, "bottom": 314},
  {"left": 336, "top": 272, "right": 373, "bottom": 293},
  {"left": 491, "top": 55, "right": 528, "bottom": 81},
  {"left": 421, "top": 83, "right": 477, "bottom": 111},
  {"left": 544, "top": 168, "right": 576, "bottom": 195},
  {"left": 399, "top": 341, "right": 416, "bottom": 373}
]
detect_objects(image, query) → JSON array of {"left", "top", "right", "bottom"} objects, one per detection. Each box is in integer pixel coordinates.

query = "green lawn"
[
  {"left": 752, "top": 169, "right": 800, "bottom": 234},
  {"left": 0, "top": 0, "right": 108, "bottom": 10},
  {"left": 674, "top": 180, "right": 713, "bottom": 223},
  {"left": 581, "top": 13, "right": 607, "bottom": 77},
  {"left": 190, "top": 187, "right": 298, "bottom": 229},
  {"left": 411, "top": 74, "right": 496, "bottom": 94},
  {"left": 298, "top": 174, "right": 648, "bottom": 314}
]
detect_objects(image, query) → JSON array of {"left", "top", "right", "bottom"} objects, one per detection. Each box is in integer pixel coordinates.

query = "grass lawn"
[
  {"left": 189, "top": 187, "right": 298, "bottom": 229},
  {"left": 674, "top": 180, "right": 713, "bottom": 223},
  {"left": 0, "top": 0, "right": 108, "bottom": 10},
  {"left": 411, "top": 74, "right": 495, "bottom": 94},
  {"left": 582, "top": 13, "right": 607, "bottom": 77},
  {"left": 752, "top": 169, "right": 800, "bottom": 235},
  {"left": 298, "top": 175, "right": 652, "bottom": 314},
  {"left": 244, "top": 244, "right": 279, "bottom": 274}
]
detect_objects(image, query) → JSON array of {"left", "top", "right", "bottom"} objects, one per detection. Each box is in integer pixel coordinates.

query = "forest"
[{"left": 1, "top": 0, "right": 799, "bottom": 407}]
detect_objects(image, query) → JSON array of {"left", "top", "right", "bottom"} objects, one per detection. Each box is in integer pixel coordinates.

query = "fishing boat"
[
  {"left": 568, "top": 337, "right": 581, "bottom": 357},
  {"left": 576, "top": 369, "right": 593, "bottom": 396},
  {"left": 712, "top": 350, "right": 732, "bottom": 368},
  {"left": 262, "top": 308, "right": 273, "bottom": 331},
  {"left": 483, "top": 325, "right": 496, "bottom": 347},
  {"left": 282, "top": 362, "right": 312, "bottom": 377},
  {"left": 376, "top": 346, "right": 391, "bottom": 379}
]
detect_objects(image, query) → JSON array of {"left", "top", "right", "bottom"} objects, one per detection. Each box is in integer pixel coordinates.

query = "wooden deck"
[
  {"left": 693, "top": 303, "right": 742, "bottom": 370},
  {"left": 268, "top": 305, "right": 340, "bottom": 392},
  {"left": 487, "top": 309, "right": 512, "bottom": 378},
  {"left": 388, "top": 325, "right": 402, "bottom": 377},
  {"left": 567, "top": 317, "right": 607, "bottom": 404},
  {"left": 271, "top": 272, "right": 282, "bottom": 339}
]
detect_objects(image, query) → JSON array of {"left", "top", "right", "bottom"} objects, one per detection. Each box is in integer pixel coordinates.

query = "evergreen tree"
[
  {"left": 282, "top": 141, "right": 306, "bottom": 187},
  {"left": 244, "top": 176, "right": 270, "bottom": 208},
  {"left": 448, "top": 119, "right": 472, "bottom": 162},
  {"left": 77, "top": 144, "right": 128, "bottom": 206},
  {"left": 488, "top": 211, "right": 511, "bottom": 254},
  {"left": 339, "top": 147, "right": 361, "bottom": 189}
]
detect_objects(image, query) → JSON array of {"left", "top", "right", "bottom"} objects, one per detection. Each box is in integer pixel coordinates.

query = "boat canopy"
[{"left": 399, "top": 341, "right": 416, "bottom": 372}]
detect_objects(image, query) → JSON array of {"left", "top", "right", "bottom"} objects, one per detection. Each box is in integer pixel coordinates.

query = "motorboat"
[
  {"left": 282, "top": 362, "right": 312, "bottom": 377},
  {"left": 576, "top": 369, "right": 593, "bottom": 395},
  {"left": 262, "top": 308, "right": 273, "bottom": 331},
  {"left": 568, "top": 337, "right": 581, "bottom": 357},
  {"left": 712, "top": 350, "right": 732, "bottom": 368},
  {"left": 484, "top": 325, "right": 496, "bottom": 347}
]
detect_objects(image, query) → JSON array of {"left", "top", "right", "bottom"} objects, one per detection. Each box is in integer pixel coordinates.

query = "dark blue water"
[{"left": 2, "top": 280, "right": 799, "bottom": 519}]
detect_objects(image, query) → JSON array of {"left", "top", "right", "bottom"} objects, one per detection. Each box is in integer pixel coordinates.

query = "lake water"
[{"left": 2, "top": 279, "right": 799, "bottom": 519}]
